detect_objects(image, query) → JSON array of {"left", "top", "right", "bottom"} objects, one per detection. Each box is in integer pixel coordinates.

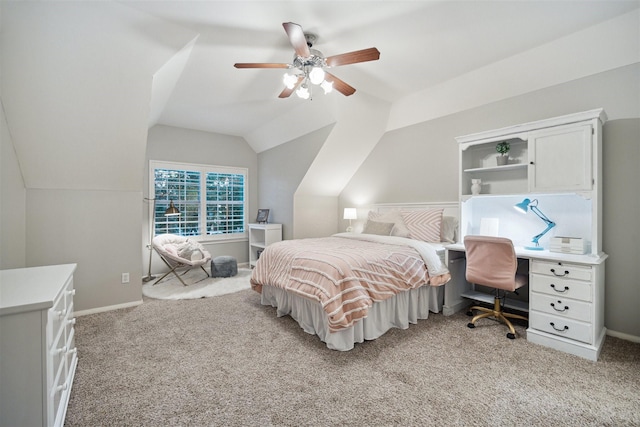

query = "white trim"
[
  {"left": 370, "top": 201, "right": 459, "bottom": 221},
  {"left": 455, "top": 108, "right": 606, "bottom": 145},
  {"left": 606, "top": 329, "right": 640, "bottom": 344},
  {"left": 74, "top": 300, "right": 143, "bottom": 317}
]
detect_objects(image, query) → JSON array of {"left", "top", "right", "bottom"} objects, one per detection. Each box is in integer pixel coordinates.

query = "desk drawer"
[
  {"left": 530, "top": 274, "right": 592, "bottom": 302},
  {"left": 530, "top": 312, "right": 592, "bottom": 344},
  {"left": 530, "top": 293, "right": 591, "bottom": 322},
  {"left": 531, "top": 260, "right": 592, "bottom": 281}
]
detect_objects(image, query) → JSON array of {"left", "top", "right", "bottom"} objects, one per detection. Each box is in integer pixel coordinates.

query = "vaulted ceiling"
[
  {"left": 2, "top": 1, "right": 638, "bottom": 195},
  {"left": 122, "top": 0, "right": 639, "bottom": 152}
]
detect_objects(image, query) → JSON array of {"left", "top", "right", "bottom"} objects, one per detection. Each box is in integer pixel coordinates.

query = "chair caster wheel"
[
  {"left": 467, "top": 323, "right": 475, "bottom": 329},
  {"left": 466, "top": 310, "right": 473, "bottom": 317},
  {"left": 506, "top": 333, "right": 516, "bottom": 339}
]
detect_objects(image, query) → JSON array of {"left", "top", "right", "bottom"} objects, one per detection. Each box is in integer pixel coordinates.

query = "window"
[{"left": 149, "top": 160, "right": 247, "bottom": 241}]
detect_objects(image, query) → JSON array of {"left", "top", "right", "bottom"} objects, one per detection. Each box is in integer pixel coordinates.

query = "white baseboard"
[
  {"left": 74, "top": 300, "right": 143, "bottom": 317},
  {"left": 606, "top": 329, "right": 640, "bottom": 343}
]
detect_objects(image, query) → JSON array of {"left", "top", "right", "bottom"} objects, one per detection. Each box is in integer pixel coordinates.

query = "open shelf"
[
  {"left": 464, "top": 163, "right": 527, "bottom": 173},
  {"left": 248, "top": 223, "right": 282, "bottom": 267},
  {"left": 461, "top": 290, "right": 529, "bottom": 313}
]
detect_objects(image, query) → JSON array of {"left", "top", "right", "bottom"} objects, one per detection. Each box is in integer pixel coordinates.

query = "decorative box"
[{"left": 549, "top": 237, "right": 588, "bottom": 254}]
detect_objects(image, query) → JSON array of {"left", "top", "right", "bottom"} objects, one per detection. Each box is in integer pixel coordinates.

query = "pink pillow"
[{"left": 401, "top": 209, "right": 444, "bottom": 242}]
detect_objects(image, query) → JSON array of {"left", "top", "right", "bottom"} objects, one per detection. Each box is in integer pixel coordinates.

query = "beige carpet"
[
  {"left": 142, "top": 268, "right": 252, "bottom": 300},
  {"left": 66, "top": 287, "right": 640, "bottom": 426}
]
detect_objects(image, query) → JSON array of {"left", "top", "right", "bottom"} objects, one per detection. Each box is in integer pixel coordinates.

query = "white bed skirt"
[{"left": 260, "top": 284, "right": 443, "bottom": 351}]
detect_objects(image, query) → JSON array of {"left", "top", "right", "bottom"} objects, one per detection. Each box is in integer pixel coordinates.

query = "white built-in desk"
[{"left": 445, "top": 244, "right": 607, "bottom": 361}]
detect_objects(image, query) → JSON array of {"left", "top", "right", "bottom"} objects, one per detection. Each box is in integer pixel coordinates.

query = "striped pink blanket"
[{"left": 250, "top": 234, "right": 451, "bottom": 332}]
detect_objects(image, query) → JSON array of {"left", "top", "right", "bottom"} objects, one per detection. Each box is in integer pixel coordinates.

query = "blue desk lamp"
[{"left": 514, "top": 198, "right": 556, "bottom": 250}]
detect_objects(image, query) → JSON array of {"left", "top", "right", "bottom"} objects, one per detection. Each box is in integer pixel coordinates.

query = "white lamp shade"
[
  {"left": 321, "top": 79, "right": 333, "bottom": 94},
  {"left": 343, "top": 208, "right": 357, "bottom": 220},
  {"left": 283, "top": 73, "right": 298, "bottom": 89},
  {"left": 296, "top": 85, "right": 310, "bottom": 99},
  {"left": 309, "top": 67, "right": 325, "bottom": 85}
]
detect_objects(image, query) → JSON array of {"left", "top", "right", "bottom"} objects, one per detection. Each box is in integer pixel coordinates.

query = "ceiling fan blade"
[
  {"left": 282, "top": 22, "right": 310, "bottom": 58},
  {"left": 326, "top": 47, "right": 380, "bottom": 67},
  {"left": 234, "top": 63, "right": 290, "bottom": 69},
  {"left": 278, "top": 76, "right": 304, "bottom": 98},
  {"left": 324, "top": 72, "right": 356, "bottom": 96}
]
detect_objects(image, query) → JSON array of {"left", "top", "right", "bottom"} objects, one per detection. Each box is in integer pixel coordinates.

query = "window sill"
[{"left": 196, "top": 236, "right": 248, "bottom": 245}]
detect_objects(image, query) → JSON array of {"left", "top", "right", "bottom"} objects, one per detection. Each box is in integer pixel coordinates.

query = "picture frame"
[{"left": 256, "top": 209, "right": 270, "bottom": 224}]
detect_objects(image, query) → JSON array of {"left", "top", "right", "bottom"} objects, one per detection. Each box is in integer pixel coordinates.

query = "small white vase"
[{"left": 471, "top": 179, "right": 482, "bottom": 195}]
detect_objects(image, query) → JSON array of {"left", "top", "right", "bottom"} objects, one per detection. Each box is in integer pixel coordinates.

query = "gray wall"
[
  {"left": 339, "top": 64, "right": 640, "bottom": 338},
  {"left": 26, "top": 189, "right": 142, "bottom": 311},
  {"left": 257, "top": 125, "right": 332, "bottom": 241},
  {"left": 145, "top": 125, "right": 258, "bottom": 268},
  {"left": 1, "top": 2, "right": 196, "bottom": 313},
  {"left": 602, "top": 119, "right": 640, "bottom": 339},
  {"left": 0, "top": 103, "right": 26, "bottom": 270}
]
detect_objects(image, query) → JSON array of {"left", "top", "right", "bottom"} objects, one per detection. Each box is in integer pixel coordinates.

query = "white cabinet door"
[{"left": 529, "top": 123, "right": 592, "bottom": 192}]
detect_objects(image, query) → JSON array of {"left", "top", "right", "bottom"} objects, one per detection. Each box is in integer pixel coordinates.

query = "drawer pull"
[
  {"left": 550, "top": 322, "right": 569, "bottom": 332},
  {"left": 550, "top": 268, "right": 569, "bottom": 277},
  {"left": 550, "top": 284, "right": 569, "bottom": 293},
  {"left": 51, "top": 346, "right": 67, "bottom": 356},
  {"left": 550, "top": 301, "right": 569, "bottom": 312},
  {"left": 53, "top": 382, "right": 68, "bottom": 394},
  {"left": 54, "top": 309, "right": 66, "bottom": 318},
  {"left": 67, "top": 318, "right": 76, "bottom": 325}
]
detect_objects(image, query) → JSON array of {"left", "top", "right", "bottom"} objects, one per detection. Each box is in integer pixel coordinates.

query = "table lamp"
[
  {"left": 343, "top": 208, "right": 357, "bottom": 232},
  {"left": 514, "top": 198, "right": 555, "bottom": 250}
]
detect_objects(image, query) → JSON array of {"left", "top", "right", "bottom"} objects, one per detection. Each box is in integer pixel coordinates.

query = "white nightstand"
[{"left": 248, "top": 223, "right": 282, "bottom": 267}]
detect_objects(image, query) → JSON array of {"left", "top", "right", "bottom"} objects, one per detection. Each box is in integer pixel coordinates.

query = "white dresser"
[
  {"left": 528, "top": 259, "right": 606, "bottom": 359},
  {"left": 0, "top": 264, "right": 78, "bottom": 427}
]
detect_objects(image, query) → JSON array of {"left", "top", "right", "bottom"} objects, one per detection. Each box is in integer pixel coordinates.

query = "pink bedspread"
[{"left": 250, "top": 234, "right": 451, "bottom": 332}]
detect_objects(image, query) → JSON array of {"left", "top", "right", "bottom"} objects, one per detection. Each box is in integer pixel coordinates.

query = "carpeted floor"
[{"left": 65, "top": 287, "right": 640, "bottom": 426}]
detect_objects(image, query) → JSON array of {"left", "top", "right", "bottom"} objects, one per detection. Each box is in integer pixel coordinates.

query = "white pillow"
[
  {"left": 441, "top": 216, "right": 459, "bottom": 243},
  {"left": 177, "top": 239, "right": 203, "bottom": 260}
]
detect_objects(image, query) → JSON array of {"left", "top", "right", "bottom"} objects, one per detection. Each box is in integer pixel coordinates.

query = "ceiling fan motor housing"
[
  {"left": 293, "top": 48, "right": 326, "bottom": 71},
  {"left": 305, "top": 32, "right": 318, "bottom": 48}
]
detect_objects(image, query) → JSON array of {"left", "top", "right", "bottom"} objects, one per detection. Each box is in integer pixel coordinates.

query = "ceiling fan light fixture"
[
  {"left": 296, "top": 84, "right": 310, "bottom": 99},
  {"left": 235, "top": 23, "right": 379, "bottom": 100},
  {"left": 283, "top": 73, "right": 298, "bottom": 89},
  {"left": 309, "top": 67, "right": 325, "bottom": 85},
  {"left": 321, "top": 79, "right": 333, "bottom": 94}
]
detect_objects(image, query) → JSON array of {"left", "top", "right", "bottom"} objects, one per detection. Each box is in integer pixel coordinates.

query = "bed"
[{"left": 250, "top": 202, "right": 458, "bottom": 351}]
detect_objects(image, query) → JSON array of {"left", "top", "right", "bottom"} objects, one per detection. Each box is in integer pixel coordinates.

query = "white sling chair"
[{"left": 152, "top": 234, "right": 212, "bottom": 286}]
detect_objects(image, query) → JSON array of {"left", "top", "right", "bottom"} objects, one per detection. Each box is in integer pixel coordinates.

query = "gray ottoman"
[{"left": 211, "top": 256, "right": 238, "bottom": 278}]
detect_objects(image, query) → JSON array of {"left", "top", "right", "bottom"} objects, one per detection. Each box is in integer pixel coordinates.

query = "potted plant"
[{"left": 496, "top": 141, "right": 510, "bottom": 166}]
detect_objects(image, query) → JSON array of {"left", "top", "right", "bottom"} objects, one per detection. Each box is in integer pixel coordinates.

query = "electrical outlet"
[{"left": 121, "top": 273, "right": 130, "bottom": 284}]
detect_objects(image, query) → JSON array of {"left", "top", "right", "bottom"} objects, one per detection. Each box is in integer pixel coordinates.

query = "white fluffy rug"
[{"left": 142, "top": 268, "right": 252, "bottom": 300}]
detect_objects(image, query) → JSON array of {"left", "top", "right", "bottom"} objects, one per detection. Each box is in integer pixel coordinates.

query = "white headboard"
[
  {"left": 351, "top": 201, "right": 460, "bottom": 242},
  {"left": 370, "top": 201, "right": 459, "bottom": 219}
]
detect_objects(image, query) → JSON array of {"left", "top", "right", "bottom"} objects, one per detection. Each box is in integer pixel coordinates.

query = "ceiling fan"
[{"left": 234, "top": 22, "right": 380, "bottom": 99}]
